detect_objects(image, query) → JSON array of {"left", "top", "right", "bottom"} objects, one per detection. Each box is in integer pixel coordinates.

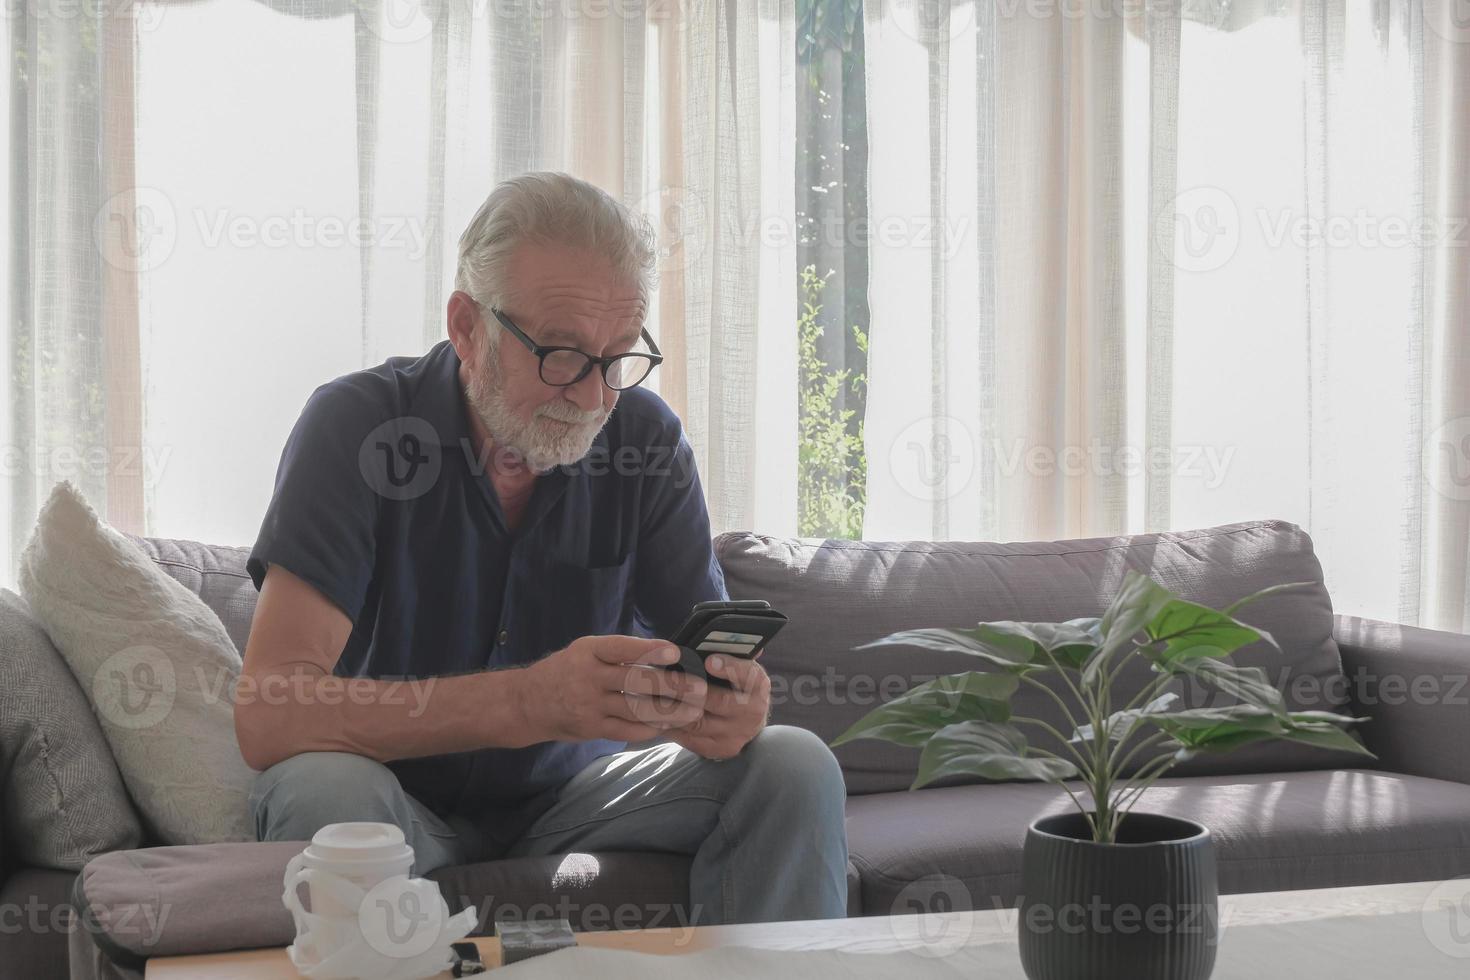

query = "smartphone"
[{"left": 666, "top": 599, "right": 787, "bottom": 688}]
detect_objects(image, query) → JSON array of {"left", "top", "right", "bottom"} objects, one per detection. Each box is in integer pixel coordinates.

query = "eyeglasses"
[{"left": 487, "top": 306, "right": 663, "bottom": 391}]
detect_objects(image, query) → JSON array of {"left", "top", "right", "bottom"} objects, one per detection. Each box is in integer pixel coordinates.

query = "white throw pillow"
[{"left": 19, "top": 482, "right": 255, "bottom": 845}]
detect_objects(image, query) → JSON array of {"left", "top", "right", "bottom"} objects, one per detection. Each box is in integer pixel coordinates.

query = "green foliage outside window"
[{"left": 798, "top": 265, "right": 868, "bottom": 539}]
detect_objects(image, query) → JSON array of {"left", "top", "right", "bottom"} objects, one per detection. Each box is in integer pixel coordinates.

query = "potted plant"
[{"left": 831, "top": 571, "right": 1372, "bottom": 980}]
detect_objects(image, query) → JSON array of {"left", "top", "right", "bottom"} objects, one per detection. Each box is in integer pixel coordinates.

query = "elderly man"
[{"left": 236, "top": 172, "right": 849, "bottom": 925}]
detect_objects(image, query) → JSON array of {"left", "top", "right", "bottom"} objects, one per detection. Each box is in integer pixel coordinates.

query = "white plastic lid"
[{"left": 305, "top": 822, "right": 413, "bottom": 866}]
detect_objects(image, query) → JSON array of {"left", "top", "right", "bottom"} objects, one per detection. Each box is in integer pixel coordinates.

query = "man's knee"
[
  {"left": 741, "top": 725, "right": 846, "bottom": 810},
  {"left": 250, "top": 751, "right": 404, "bottom": 841}
]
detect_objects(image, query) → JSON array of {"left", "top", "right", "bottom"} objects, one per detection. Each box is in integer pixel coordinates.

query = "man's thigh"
[{"left": 505, "top": 741, "right": 739, "bottom": 859}]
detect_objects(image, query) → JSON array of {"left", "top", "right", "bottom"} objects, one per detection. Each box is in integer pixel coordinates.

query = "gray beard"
[{"left": 463, "top": 350, "right": 610, "bottom": 473}]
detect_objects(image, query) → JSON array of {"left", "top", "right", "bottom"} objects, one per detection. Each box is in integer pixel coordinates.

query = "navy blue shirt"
[{"left": 248, "top": 340, "right": 727, "bottom": 817}]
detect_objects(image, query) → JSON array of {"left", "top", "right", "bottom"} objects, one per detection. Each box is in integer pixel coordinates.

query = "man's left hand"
[{"left": 666, "top": 655, "right": 771, "bottom": 760}]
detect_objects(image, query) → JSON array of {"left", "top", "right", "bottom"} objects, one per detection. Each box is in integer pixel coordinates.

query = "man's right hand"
[{"left": 514, "top": 636, "right": 709, "bottom": 744}]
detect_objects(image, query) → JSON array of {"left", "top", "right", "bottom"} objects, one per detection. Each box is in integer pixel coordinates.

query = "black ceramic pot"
[{"left": 1018, "top": 812, "right": 1218, "bottom": 980}]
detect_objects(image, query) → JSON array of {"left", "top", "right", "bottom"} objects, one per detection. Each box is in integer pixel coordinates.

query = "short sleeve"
[
  {"left": 247, "top": 382, "right": 383, "bottom": 622},
  {"left": 633, "top": 428, "right": 729, "bottom": 638}
]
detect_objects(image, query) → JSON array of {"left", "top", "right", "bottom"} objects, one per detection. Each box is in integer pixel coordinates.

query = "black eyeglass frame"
[{"left": 487, "top": 305, "right": 664, "bottom": 391}]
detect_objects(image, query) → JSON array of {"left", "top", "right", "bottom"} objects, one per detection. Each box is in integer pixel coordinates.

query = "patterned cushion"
[{"left": 0, "top": 589, "right": 144, "bottom": 868}]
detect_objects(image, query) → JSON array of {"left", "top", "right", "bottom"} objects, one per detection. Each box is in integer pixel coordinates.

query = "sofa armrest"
[
  {"left": 1334, "top": 614, "right": 1470, "bottom": 785},
  {"left": 72, "top": 842, "right": 304, "bottom": 968}
]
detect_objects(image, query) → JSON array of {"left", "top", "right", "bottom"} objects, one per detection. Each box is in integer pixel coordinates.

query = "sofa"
[{"left": 2, "top": 518, "right": 1468, "bottom": 978}]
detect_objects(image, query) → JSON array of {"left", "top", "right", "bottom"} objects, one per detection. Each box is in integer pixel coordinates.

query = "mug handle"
[{"left": 283, "top": 863, "right": 373, "bottom": 974}]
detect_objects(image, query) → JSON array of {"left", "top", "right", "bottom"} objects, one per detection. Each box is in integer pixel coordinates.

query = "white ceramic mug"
[{"left": 282, "top": 822, "right": 476, "bottom": 980}]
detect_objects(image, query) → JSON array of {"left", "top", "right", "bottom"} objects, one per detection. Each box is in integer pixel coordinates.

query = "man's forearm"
[{"left": 234, "top": 664, "right": 540, "bottom": 771}]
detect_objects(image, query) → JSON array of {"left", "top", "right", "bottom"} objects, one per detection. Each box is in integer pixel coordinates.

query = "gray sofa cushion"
[
  {"left": 130, "top": 537, "right": 256, "bottom": 655},
  {"left": 716, "top": 520, "right": 1357, "bottom": 795},
  {"left": 0, "top": 867, "right": 75, "bottom": 980},
  {"left": 75, "top": 843, "right": 720, "bottom": 962},
  {"left": 845, "top": 769, "right": 1470, "bottom": 914},
  {"left": 0, "top": 589, "right": 144, "bottom": 870}
]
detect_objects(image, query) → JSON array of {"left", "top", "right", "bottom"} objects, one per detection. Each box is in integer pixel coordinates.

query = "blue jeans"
[{"left": 249, "top": 725, "right": 849, "bottom": 925}]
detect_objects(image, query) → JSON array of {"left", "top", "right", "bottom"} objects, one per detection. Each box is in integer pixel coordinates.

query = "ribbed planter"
[{"left": 1018, "top": 812, "right": 1218, "bottom": 980}]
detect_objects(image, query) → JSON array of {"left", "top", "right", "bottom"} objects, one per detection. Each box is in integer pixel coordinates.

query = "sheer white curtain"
[
  {"left": 861, "top": 0, "right": 1470, "bottom": 631},
  {"left": 2, "top": 0, "right": 797, "bottom": 578},
  {"left": 5, "top": 0, "right": 1467, "bottom": 632}
]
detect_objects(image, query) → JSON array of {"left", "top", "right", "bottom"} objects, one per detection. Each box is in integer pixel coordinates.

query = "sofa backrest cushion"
[
  {"left": 715, "top": 520, "right": 1358, "bottom": 795},
  {"left": 0, "top": 589, "right": 144, "bottom": 869},
  {"left": 135, "top": 520, "right": 1358, "bottom": 798},
  {"left": 132, "top": 537, "right": 257, "bottom": 654}
]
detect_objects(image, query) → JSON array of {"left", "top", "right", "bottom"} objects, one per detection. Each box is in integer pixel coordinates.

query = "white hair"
[{"left": 455, "top": 172, "right": 658, "bottom": 338}]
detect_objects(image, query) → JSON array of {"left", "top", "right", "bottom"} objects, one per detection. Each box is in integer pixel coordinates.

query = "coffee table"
[{"left": 146, "top": 879, "right": 1470, "bottom": 977}]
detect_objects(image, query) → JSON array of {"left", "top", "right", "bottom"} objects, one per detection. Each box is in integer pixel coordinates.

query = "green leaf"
[
  {"left": 1272, "top": 723, "right": 1375, "bottom": 758},
  {"left": 861, "top": 618, "right": 1102, "bottom": 673},
  {"left": 1071, "top": 692, "right": 1179, "bottom": 743},
  {"left": 859, "top": 628, "right": 1039, "bottom": 673},
  {"left": 1085, "top": 572, "right": 1176, "bottom": 684},
  {"left": 1144, "top": 597, "right": 1274, "bottom": 663},
  {"left": 912, "top": 721, "right": 1078, "bottom": 789},
  {"left": 988, "top": 618, "right": 1103, "bottom": 670},
  {"left": 1163, "top": 659, "right": 1288, "bottom": 717},
  {"left": 1147, "top": 704, "right": 1375, "bottom": 760},
  {"left": 1221, "top": 580, "right": 1318, "bottom": 617},
  {"left": 831, "top": 672, "right": 1020, "bottom": 748}
]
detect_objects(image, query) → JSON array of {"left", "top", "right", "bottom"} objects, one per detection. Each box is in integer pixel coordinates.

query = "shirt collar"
[{"left": 411, "top": 341, "right": 471, "bottom": 450}]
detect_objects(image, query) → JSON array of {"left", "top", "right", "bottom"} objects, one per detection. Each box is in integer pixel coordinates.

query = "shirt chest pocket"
[{"left": 540, "top": 553, "right": 637, "bottom": 650}]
